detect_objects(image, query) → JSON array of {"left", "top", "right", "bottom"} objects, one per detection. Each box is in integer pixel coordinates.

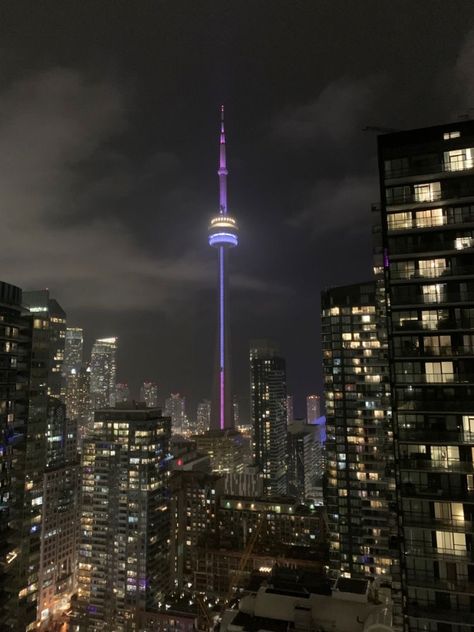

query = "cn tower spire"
[
  {"left": 208, "top": 106, "right": 239, "bottom": 431},
  {"left": 218, "top": 104, "right": 228, "bottom": 214}
]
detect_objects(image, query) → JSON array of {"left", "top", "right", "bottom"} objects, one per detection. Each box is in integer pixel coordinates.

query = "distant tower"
[
  {"left": 306, "top": 394, "right": 321, "bottom": 424},
  {"left": 140, "top": 381, "right": 158, "bottom": 408},
  {"left": 164, "top": 393, "right": 186, "bottom": 434},
  {"left": 89, "top": 337, "right": 118, "bottom": 409},
  {"left": 208, "top": 106, "right": 239, "bottom": 430},
  {"left": 64, "top": 327, "right": 84, "bottom": 375}
]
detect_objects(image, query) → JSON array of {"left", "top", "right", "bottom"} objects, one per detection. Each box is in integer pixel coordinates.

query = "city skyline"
[{"left": 1, "top": 3, "right": 473, "bottom": 409}]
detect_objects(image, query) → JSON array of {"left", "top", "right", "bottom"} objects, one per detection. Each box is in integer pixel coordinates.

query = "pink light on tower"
[{"left": 208, "top": 106, "right": 239, "bottom": 430}]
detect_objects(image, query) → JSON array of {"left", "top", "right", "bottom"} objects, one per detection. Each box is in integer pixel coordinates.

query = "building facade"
[
  {"left": 64, "top": 327, "right": 84, "bottom": 376},
  {"left": 0, "top": 281, "right": 30, "bottom": 630},
  {"left": 89, "top": 337, "right": 117, "bottom": 410},
  {"left": 164, "top": 393, "right": 186, "bottom": 435},
  {"left": 322, "top": 283, "right": 398, "bottom": 593},
  {"left": 379, "top": 121, "right": 474, "bottom": 632},
  {"left": 250, "top": 342, "right": 288, "bottom": 496},
  {"left": 76, "top": 404, "right": 171, "bottom": 631},
  {"left": 306, "top": 394, "right": 321, "bottom": 424},
  {"left": 140, "top": 381, "right": 158, "bottom": 408}
]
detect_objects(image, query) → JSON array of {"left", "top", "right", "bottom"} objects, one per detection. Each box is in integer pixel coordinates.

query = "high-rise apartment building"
[
  {"left": 38, "top": 400, "right": 79, "bottom": 630},
  {"left": 379, "top": 121, "right": 474, "bottom": 631},
  {"left": 89, "top": 337, "right": 117, "bottom": 410},
  {"left": 250, "top": 341, "right": 288, "bottom": 495},
  {"left": 306, "top": 394, "right": 321, "bottom": 423},
  {"left": 165, "top": 393, "right": 186, "bottom": 435},
  {"left": 76, "top": 404, "right": 171, "bottom": 631},
  {"left": 65, "top": 367, "right": 92, "bottom": 440},
  {"left": 23, "top": 289, "right": 67, "bottom": 400},
  {"left": 64, "top": 327, "right": 83, "bottom": 376},
  {"left": 114, "top": 382, "right": 130, "bottom": 404},
  {"left": 287, "top": 421, "right": 323, "bottom": 503},
  {"left": 140, "top": 381, "right": 158, "bottom": 408},
  {"left": 0, "top": 281, "right": 30, "bottom": 630},
  {"left": 322, "top": 283, "right": 397, "bottom": 590},
  {"left": 196, "top": 399, "right": 211, "bottom": 434}
]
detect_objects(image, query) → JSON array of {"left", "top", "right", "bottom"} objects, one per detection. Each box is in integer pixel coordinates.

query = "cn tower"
[{"left": 208, "top": 105, "right": 239, "bottom": 430}]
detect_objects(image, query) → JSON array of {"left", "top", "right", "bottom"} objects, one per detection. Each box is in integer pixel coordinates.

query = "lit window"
[
  {"left": 443, "top": 131, "right": 461, "bottom": 140},
  {"left": 414, "top": 182, "right": 441, "bottom": 203},
  {"left": 444, "top": 148, "right": 474, "bottom": 171}
]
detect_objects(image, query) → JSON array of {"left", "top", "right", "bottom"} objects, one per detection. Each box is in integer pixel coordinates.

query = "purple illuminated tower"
[{"left": 208, "top": 106, "right": 239, "bottom": 430}]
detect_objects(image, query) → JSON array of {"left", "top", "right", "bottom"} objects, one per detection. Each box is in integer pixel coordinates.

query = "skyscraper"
[
  {"left": 23, "top": 289, "right": 67, "bottom": 400},
  {"left": 63, "top": 327, "right": 84, "bottom": 376},
  {"left": 76, "top": 404, "right": 171, "bottom": 630},
  {"left": 114, "top": 382, "right": 130, "bottom": 403},
  {"left": 286, "top": 394, "right": 294, "bottom": 425},
  {"left": 38, "top": 400, "right": 79, "bottom": 629},
  {"left": 322, "top": 282, "right": 397, "bottom": 591},
  {"left": 208, "top": 106, "right": 239, "bottom": 430},
  {"left": 250, "top": 341, "right": 288, "bottom": 496},
  {"left": 89, "top": 337, "right": 117, "bottom": 409},
  {"left": 164, "top": 393, "right": 186, "bottom": 434},
  {"left": 0, "top": 281, "right": 30, "bottom": 630},
  {"left": 379, "top": 120, "right": 474, "bottom": 631},
  {"left": 306, "top": 394, "right": 321, "bottom": 423},
  {"left": 17, "top": 290, "right": 68, "bottom": 630},
  {"left": 140, "top": 381, "right": 158, "bottom": 408},
  {"left": 65, "top": 366, "right": 92, "bottom": 440},
  {"left": 196, "top": 399, "right": 211, "bottom": 434}
]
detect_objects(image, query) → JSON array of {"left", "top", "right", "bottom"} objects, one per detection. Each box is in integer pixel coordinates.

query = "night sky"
[{"left": 1, "top": 1, "right": 474, "bottom": 418}]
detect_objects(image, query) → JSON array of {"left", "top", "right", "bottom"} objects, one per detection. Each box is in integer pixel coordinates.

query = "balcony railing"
[
  {"left": 391, "top": 264, "right": 474, "bottom": 281},
  {"left": 403, "top": 514, "right": 472, "bottom": 532},
  {"left": 398, "top": 430, "right": 474, "bottom": 444},
  {"left": 406, "top": 573, "right": 474, "bottom": 595},
  {"left": 385, "top": 159, "right": 474, "bottom": 181},
  {"left": 399, "top": 458, "right": 474, "bottom": 473}
]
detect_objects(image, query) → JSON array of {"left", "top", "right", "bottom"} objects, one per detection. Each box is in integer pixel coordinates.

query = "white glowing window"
[
  {"left": 414, "top": 182, "right": 441, "bottom": 203},
  {"left": 388, "top": 211, "right": 412, "bottom": 230},
  {"left": 415, "top": 208, "right": 444, "bottom": 228},
  {"left": 455, "top": 236, "right": 474, "bottom": 250},
  {"left": 443, "top": 131, "right": 461, "bottom": 140},
  {"left": 418, "top": 258, "right": 446, "bottom": 278},
  {"left": 425, "top": 361, "right": 453, "bottom": 383},
  {"left": 422, "top": 284, "right": 446, "bottom": 303},
  {"left": 444, "top": 148, "right": 474, "bottom": 171}
]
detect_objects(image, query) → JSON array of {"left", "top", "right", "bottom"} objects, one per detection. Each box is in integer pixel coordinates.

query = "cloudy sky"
[{"left": 1, "top": 1, "right": 474, "bottom": 417}]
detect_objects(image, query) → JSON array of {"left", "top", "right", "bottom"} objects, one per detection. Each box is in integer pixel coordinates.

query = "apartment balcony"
[
  {"left": 385, "top": 158, "right": 474, "bottom": 183},
  {"left": 407, "top": 604, "right": 474, "bottom": 626},
  {"left": 399, "top": 458, "right": 474, "bottom": 473},
  {"left": 397, "top": 399, "right": 474, "bottom": 414},
  {"left": 404, "top": 543, "right": 474, "bottom": 563},
  {"left": 403, "top": 514, "right": 472, "bottom": 532},
  {"left": 406, "top": 573, "right": 474, "bottom": 595},
  {"left": 401, "top": 484, "right": 474, "bottom": 503},
  {"left": 390, "top": 263, "right": 474, "bottom": 283},
  {"left": 398, "top": 430, "right": 474, "bottom": 445},
  {"left": 394, "top": 345, "right": 474, "bottom": 359}
]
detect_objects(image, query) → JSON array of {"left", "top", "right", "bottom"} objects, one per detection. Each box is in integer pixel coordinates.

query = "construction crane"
[
  {"left": 195, "top": 513, "right": 267, "bottom": 630},
  {"left": 223, "top": 512, "right": 266, "bottom": 607},
  {"left": 195, "top": 593, "right": 212, "bottom": 632}
]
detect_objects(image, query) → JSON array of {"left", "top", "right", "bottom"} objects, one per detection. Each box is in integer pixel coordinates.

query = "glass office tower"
[{"left": 379, "top": 121, "right": 474, "bottom": 631}]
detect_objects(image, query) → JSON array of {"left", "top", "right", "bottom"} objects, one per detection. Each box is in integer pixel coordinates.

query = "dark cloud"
[{"left": 1, "top": 3, "right": 474, "bottom": 415}]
